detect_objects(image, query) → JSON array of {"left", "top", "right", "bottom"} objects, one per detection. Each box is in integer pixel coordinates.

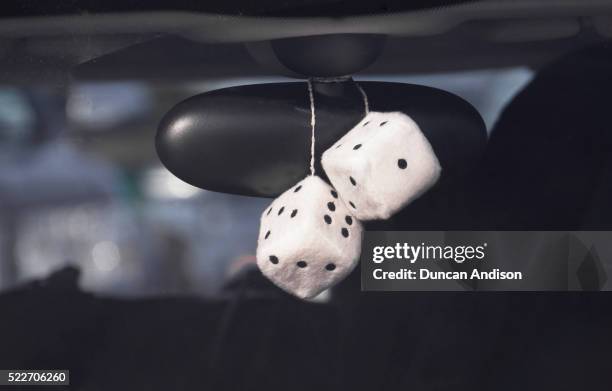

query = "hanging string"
[
  {"left": 356, "top": 83, "right": 370, "bottom": 115},
  {"left": 307, "top": 79, "right": 316, "bottom": 176},
  {"left": 306, "top": 80, "right": 369, "bottom": 176}
]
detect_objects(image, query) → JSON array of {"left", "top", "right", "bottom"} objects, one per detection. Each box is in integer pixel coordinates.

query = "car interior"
[{"left": 1, "top": 1, "right": 611, "bottom": 390}]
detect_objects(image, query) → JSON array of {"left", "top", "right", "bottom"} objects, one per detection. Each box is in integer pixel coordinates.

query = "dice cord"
[
  {"left": 356, "top": 83, "right": 370, "bottom": 115},
  {"left": 306, "top": 80, "right": 370, "bottom": 176},
  {"left": 307, "top": 79, "right": 317, "bottom": 176}
]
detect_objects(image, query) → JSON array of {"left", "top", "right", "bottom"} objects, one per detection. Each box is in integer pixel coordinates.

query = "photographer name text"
[{"left": 371, "top": 243, "right": 523, "bottom": 281}]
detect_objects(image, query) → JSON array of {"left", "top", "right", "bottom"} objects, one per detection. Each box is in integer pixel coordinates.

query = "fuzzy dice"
[
  {"left": 256, "top": 175, "right": 363, "bottom": 299},
  {"left": 322, "top": 111, "right": 441, "bottom": 221}
]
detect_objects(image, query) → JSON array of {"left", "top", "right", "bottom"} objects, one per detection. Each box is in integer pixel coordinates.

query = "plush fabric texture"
[
  {"left": 322, "top": 111, "right": 441, "bottom": 221},
  {"left": 256, "top": 175, "right": 363, "bottom": 299}
]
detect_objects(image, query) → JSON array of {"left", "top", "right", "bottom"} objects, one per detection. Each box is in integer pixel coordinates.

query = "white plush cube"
[
  {"left": 256, "top": 175, "right": 363, "bottom": 299},
  {"left": 321, "top": 111, "right": 441, "bottom": 221}
]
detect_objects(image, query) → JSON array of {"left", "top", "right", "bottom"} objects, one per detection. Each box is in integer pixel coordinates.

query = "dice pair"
[{"left": 257, "top": 111, "right": 441, "bottom": 299}]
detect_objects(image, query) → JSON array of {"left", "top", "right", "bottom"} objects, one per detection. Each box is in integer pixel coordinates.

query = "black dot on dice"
[
  {"left": 398, "top": 159, "right": 407, "bottom": 169},
  {"left": 278, "top": 206, "right": 285, "bottom": 215},
  {"left": 267, "top": 207, "right": 272, "bottom": 215},
  {"left": 269, "top": 255, "right": 279, "bottom": 264},
  {"left": 353, "top": 144, "right": 362, "bottom": 150},
  {"left": 349, "top": 176, "right": 357, "bottom": 186},
  {"left": 345, "top": 216, "right": 353, "bottom": 225},
  {"left": 341, "top": 228, "right": 349, "bottom": 238},
  {"left": 291, "top": 209, "right": 298, "bottom": 218},
  {"left": 294, "top": 185, "right": 302, "bottom": 193},
  {"left": 324, "top": 215, "right": 332, "bottom": 224},
  {"left": 330, "top": 190, "right": 338, "bottom": 198},
  {"left": 349, "top": 201, "right": 356, "bottom": 209},
  {"left": 380, "top": 121, "right": 388, "bottom": 126},
  {"left": 363, "top": 121, "right": 370, "bottom": 126},
  {"left": 327, "top": 202, "right": 336, "bottom": 211},
  {"left": 325, "top": 263, "right": 336, "bottom": 271},
  {"left": 265, "top": 230, "right": 271, "bottom": 239},
  {"left": 297, "top": 261, "right": 307, "bottom": 268}
]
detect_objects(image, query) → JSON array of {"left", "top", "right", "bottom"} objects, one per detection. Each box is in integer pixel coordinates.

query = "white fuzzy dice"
[
  {"left": 322, "top": 111, "right": 441, "bottom": 221},
  {"left": 256, "top": 175, "right": 363, "bottom": 299}
]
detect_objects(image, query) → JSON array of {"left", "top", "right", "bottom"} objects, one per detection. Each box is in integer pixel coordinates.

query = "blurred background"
[
  {"left": 1, "top": 3, "right": 612, "bottom": 390},
  {"left": 0, "top": 69, "right": 532, "bottom": 297}
]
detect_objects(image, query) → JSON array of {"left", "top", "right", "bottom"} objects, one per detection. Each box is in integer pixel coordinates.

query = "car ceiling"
[{"left": 0, "top": 0, "right": 611, "bottom": 84}]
